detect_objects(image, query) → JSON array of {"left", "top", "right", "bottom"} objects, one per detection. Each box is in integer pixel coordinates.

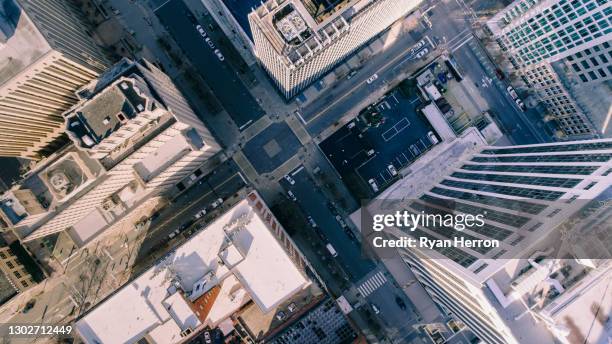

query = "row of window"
[
  {"left": 440, "top": 179, "right": 565, "bottom": 200},
  {"left": 429, "top": 187, "right": 548, "bottom": 214},
  {"left": 450, "top": 171, "right": 582, "bottom": 188},
  {"left": 481, "top": 141, "right": 612, "bottom": 154},
  {"left": 460, "top": 163, "right": 599, "bottom": 175}
]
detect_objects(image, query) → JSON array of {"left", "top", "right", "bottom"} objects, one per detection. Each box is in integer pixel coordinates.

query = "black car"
[
  {"left": 395, "top": 296, "right": 407, "bottom": 310},
  {"left": 22, "top": 299, "right": 36, "bottom": 313}
]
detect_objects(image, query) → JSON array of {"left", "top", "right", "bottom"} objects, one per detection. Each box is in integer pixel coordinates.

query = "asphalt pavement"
[
  {"left": 280, "top": 165, "right": 376, "bottom": 282},
  {"left": 154, "top": 0, "right": 264, "bottom": 130}
]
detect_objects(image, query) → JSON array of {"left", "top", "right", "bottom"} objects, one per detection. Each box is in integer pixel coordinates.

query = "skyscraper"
[
  {"left": 249, "top": 0, "right": 421, "bottom": 98},
  {"left": 487, "top": 0, "right": 611, "bottom": 138},
  {"left": 359, "top": 130, "right": 612, "bottom": 344},
  {"left": 0, "top": 59, "right": 221, "bottom": 247},
  {"left": 0, "top": 0, "right": 109, "bottom": 159}
]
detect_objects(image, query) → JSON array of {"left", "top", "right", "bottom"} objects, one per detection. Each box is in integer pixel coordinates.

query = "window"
[
  {"left": 0, "top": 252, "right": 6, "bottom": 259},
  {"left": 5, "top": 261, "right": 14, "bottom": 269},
  {"left": 13, "top": 271, "right": 21, "bottom": 278}
]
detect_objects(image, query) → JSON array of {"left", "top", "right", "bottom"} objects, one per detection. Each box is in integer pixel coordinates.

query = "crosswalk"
[{"left": 357, "top": 271, "right": 387, "bottom": 297}]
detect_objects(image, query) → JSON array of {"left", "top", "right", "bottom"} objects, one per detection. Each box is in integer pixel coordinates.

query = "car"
[
  {"left": 410, "top": 144, "right": 420, "bottom": 156},
  {"left": 307, "top": 216, "right": 317, "bottom": 228},
  {"left": 110, "top": 6, "right": 120, "bottom": 15},
  {"left": 366, "top": 149, "right": 375, "bottom": 157},
  {"left": 275, "top": 311, "right": 287, "bottom": 321},
  {"left": 287, "top": 190, "right": 297, "bottom": 201},
  {"left": 203, "top": 331, "right": 212, "bottom": 344},
  {"left": 22, "top": 299, "right": 36, "bottom": 314},
  {"left": 168, "top": 229, "right": 180, "bottom": 239},
  {"left": 366, "top": 73, "right": 379, "bottom": 84},
  {"left": 189, "top": 173, "right": 197, "bottom": 182},
  {"left": 387, "top": 164, "right": 398, "bottom": 176},
  {"left": 214, "top": 49, "right": 225, "bottom": 61},
  {"left": 410, "top": 40, "right": 426, "bottom": 54},
  {"left": 395, "top": 296, "right": 407, "bottom": 310},
  {"left": 507, "top": 85, "right": 518, "bottom": 99},
  {"left": 347, "top": 121, "right": 356, "bottom": 129},
  {"left": 326, "top": 243, "right": 338, "bottom": 257},
  {"left": 427, "top": 131, "right": 439, "bottom": 144},
  {"left": 335, "top": 215, "right": 347, "bottom": 228},
  {"left": 416, "top": 48, "right": 429, "bottom": 59},
  {"left": 196, "top": 25, "right": 206, "bottom": 35},
  {"left": 371, "top": 303, "right": 380, "bottom": 314},
  {"left": 288, "top": 302, "right": 298, "bottom": 313},
  {"left": 194, "top": 209, "right": 206, "bottom": 219},
  {"left": 515, "top": 98, "right": 526, "bottom": 111},
  {"left": 368, "top": 179, "right": 379, "bottom": 193},
  {"left": 346, "top": 70, "right": 358, "bottom": 79},
  {"left": 284, "top": 174, "right": 295, "bottom": 185},
  {"left": 211, "top": 198, "right": 223, "bottom": 209}
]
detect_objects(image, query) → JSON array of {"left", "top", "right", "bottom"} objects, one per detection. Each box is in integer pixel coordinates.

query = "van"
[{"left": 326, "top": 243, "right": 338, "bottom": 257}]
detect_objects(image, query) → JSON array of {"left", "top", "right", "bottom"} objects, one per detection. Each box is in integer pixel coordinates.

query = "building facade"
[
  {"left": 0, "top": 59, "right": 221, "bottom": 247},
  {"left": 0, "top": 0, "right": 109, "bottom": 159},
  {"left": 249, "top": 0, "right": 421, "bottom": 98},
  {"left": 487, "top": 0, "right": 612, "bottom": 138},
  {"left": 359, "top": 131, "right": 612, "bottom": 344}
]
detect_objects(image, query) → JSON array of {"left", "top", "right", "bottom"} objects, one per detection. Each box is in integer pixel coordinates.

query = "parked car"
[
  {"left": 515, "top": 98, "right": 526, "bottom": 111},
  {"left": 214, "top": 49, "right": 224, "bottom": 61},
  {"left": 22, "top": 299, "right": 36, "bottom": 314},
  {"left": 427, "top": 131, "right": 439, "bottom": 144},
  {"left": 387, "top": 164, "right": 398, "bottom": 176},
  {"left": 194, "top": 209, "right": 207, "bottom": 220},
  {"left": 416, "top": 48, "right": 429, "bottom": 59},
  {"left": 288, "top": 302, "right": 298, "bottom": 313},
  {"left": 346, "top": 70, "right": 358, "bottom": 79},
  {"left": 275, "top": 311, "right": 287, "bottom": 321},
  {"left": 211, "top": 198, "right": 223, "bottom": 209},
  {"left": 203, "top": 331, "right": 212, "bottom": 344},
  {"left": 371, "top": 303, "right": 380, "bottom": 314},
  {"left": 287, "top": 190, "right": 297, "bottom": 201},
  {"left": 507, "top": 85, "right": 518, "bottom": 99},
  {"left": 307, "top": 216, "right": 317, "bottom": 228},
  {"left": 366, "top": 73, "right": 379, "bottom": 84},
  {"left": 326, "top": 243, "right": 339, "bottom": 257},
  {"left": 335, "top": 215, "right": 348, "bottom": 228},
  {"left": 368, "top": 178, "right": 379, "bottom": 193},
  {"left": 366, "top": 149, "right": 375, "bottom": 157},
  {"left": 168, "top": 229, "right": 180, "bottom": 239},
  {"left": 284, "top": 174, "right": 295, "bottom": 185},
  {"left": 410, "top": 144, "right": 420, "bottom": 156}
]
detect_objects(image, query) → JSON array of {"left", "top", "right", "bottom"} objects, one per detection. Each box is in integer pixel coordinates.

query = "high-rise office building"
[
  {"left": 0, "top": 0, "right": 109, "bottom": 159},
  {"left": 487, "top": 0, "right": 611, "bottom": 138},
  {"left": 358, "top": 130, "right": 612, "bottom": 344},
  {"left": 0, "top": 59, "right": 221, "bottom": 248},
  {"left": 249, "top": 0, "right": 421, "bottom": 98}
]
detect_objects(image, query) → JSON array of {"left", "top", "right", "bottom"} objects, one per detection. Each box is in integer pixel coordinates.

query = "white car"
[
  {"left": 507, "top": 85, "right": 518, "bottom": 99},
  {"left": 287, "top": 190, "right": 297, "bottom": 201},
  {"left": 387, "top": 164, "right": 398, "bottom": 176},
  {"left": 335, "top": 215, "right": 348, "bottom": 228},
  {"left": 371, "top": 303, "right": 380, "bottom": 314},
  {"left": 284, "top": 174, "right": 295, "bottom": 185},
  {"left": 366, "top": 73, "right": 379, "bottom": 84},
  {"left": 410, "top": 39, "right": 426, "bottom": 53},
  {"left": 211, "top": 198, "right": 223, "bottom": 209},
  {"left": 214, "top": 49, "right": 224, "bottom": 61},
  {"left": 168, "top": 229, "right": 180, "bottom": 239},
  {"left": 196, "top": 25, "right": 205, "bottom": 35},
  {"left": 515, "top": 98, "right": 526, "bottom": 111},
  {"left": 427, "top": 131, "right": 439, "bottom": 144},
  {"left": 416, "top": 48, "right": 429, "bottom": 59},
  {"left": 410, "top": 144, "right": 420, "bottom": 156},
  {"left": 194, "top": 209, "right": 206, "bottom": 219},
  {"left": 368, "top": 178, "right": 379, "bottom": 193}
]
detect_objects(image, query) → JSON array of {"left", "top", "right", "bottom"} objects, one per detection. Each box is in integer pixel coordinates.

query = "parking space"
[
  {"left": 154, "top": 0, "right": 264, "bottom": 130},
  {"left": 320, "top": 88, "right": 438, "bottom": 195},
  {"left": 242, "top": 122, "right": 302, "bottom": 174}
]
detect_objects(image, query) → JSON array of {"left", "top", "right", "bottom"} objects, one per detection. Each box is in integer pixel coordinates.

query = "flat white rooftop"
[{"left": 76, "top": 194, "right": 309, "bottom": 344}]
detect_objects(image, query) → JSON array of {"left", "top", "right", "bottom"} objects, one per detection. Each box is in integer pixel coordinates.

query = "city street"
[{"left": 154, "top": 0, "right": 264, "bottom": 130}]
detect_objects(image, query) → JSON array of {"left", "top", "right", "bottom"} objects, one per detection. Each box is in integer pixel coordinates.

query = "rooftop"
[
  {"left": 0, "top": 0, "right": 51, "bottom": 88},
  {"left": 76, "top": 194, "right": 309, "bottom": 344}
]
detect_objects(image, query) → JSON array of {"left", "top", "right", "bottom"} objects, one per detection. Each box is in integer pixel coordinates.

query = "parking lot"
[{"left": 320, "top": 88, "right": 438, "bottom": 195}]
